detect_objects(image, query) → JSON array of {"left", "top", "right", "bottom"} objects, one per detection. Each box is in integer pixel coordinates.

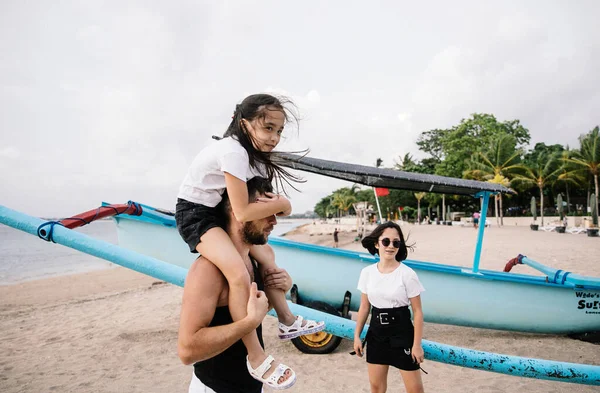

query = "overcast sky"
[{"left": 1, "top": 1, "right": 599, "bottom": 217}]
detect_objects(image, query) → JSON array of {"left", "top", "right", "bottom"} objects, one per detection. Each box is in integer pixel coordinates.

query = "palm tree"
[
  {"left": 565, "top": 126, "right": 600, "bottom": 217},
  {"left": 512, "top": 153, "right": 562, "bottom": 226},
  {"left": 557, "top": 148, "right": 586, "bottom": 215},
  {"left": 463, "top": 134, "right": 522, "bottom": 226},
  {"left": 325, "top": 199, "right": 336, "bottom": 218},
  {"left": 414, "top": 192, "right": 426, "bottom": 224},
  {"left": 338, "top": 194, "right": 358, "bottom": 215},
  {"left": 331, "top": 186, "right": 359, "bottom": 217},
  {"left": 394, "top": 153, "right": 416, "bottom": 171}
]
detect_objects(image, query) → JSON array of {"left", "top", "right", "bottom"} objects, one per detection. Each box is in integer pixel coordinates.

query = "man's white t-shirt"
[
  {"left": 357, "top": 263, "right": 425, "bottom": 309},
  {"left": 178, "top": 137, "right": 265, "bottom": 207}
]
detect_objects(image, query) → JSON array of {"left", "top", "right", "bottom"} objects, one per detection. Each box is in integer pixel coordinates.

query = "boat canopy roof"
[{"left": 276, "top": 153, "right": 514, "bottom": 196}]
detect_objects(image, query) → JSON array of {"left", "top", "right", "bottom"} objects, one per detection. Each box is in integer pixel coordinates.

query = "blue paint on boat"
[
  {"left": 106, "top": 202, "right": 600, "bottom": 335},
  {"left": 520, "top": 256, "right": 600, "bottom": 289}
]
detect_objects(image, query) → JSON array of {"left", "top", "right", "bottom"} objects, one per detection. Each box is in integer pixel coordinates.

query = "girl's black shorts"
[{"left": 175, "top": 199, "right": 225, "bottom": 253}]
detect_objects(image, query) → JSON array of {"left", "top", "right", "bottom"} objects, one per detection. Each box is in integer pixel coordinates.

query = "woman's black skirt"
[{"left": 366, "top": 306, "right": 419, "bottom": 371}]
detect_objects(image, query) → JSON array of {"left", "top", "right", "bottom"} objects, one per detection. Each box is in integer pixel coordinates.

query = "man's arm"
[{"left": 177, "top": 258, "right": 268, "bottom": 365}]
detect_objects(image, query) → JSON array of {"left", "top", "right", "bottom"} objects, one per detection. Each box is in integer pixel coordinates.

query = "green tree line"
[{"left": 313, "top": 114, "right": 599, "bottom": 226}]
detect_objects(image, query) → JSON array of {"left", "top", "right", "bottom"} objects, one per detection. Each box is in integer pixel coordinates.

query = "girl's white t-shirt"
[
  {"left": 357, "top": 263, "right": 425, "bottom": 309},
  {"left": 177, "top": 137, "right": 265, "bottom": 207}
]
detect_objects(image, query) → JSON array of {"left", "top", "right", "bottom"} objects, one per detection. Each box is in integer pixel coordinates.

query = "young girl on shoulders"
[{"left": 176, "top": 94, "right": 324, "bottom": 389}]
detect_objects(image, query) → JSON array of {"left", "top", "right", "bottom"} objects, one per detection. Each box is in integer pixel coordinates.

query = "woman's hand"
[
  {"left": 263, "top": 268, "right": 292, "bottom": 292},
  {"left": 353, "top": 337, "right": 364, "bottom": 357},
  {"left": 411, "top": 344, "right": 424, "bottom": 364}
]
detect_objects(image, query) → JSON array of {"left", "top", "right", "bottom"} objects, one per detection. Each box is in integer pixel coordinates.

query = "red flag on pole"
[{"left": 375, "top": 187, "right": 389, "bottom": 197}]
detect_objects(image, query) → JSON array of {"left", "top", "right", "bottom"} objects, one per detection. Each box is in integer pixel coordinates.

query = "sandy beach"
[{"left": 1, "top": 222, "right": 599, "bottom": 392}]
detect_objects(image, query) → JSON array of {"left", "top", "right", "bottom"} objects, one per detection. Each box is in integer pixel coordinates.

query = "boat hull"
[{"left": 113, "top": 215, "right": 600, "bottom": 335}]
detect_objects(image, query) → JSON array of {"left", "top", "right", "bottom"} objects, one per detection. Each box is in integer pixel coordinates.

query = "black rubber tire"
[
  {"left": 569, "top": 331, "right": 600, "bottom": 344},
  {"left": 290, "top": 300, "right": 343, "bottom": 354}
]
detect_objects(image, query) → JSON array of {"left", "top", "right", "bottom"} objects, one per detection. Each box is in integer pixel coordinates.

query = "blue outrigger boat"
[
  {"left": 1, "top": 153, "right": 599, "bottom": 385},
  {"left": 113, "top": 154, "right": 600, "bottom": 336}
]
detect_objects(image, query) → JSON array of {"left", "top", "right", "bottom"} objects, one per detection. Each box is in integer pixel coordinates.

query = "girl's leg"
[
  {"left": 251, "top": 244, "right": 295, "bottom": 325},
  {"left": 399, "top": 369, "right": 424, "bottom": 393},
  {"left": 367, "top": 363, "right": 389, "bottom": 393},
  {"left": 197, "top": 228, "right": 289, "bottom": 383},
  {"left": 251, "top": 244, "right": 325, "bottom": 339}
]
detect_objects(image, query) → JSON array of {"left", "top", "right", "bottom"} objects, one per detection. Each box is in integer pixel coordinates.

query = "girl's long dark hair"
[
  {"left": 222, "top": 93, "right": 306, "bottom": 193},
  {"left": 361, "top": 221, "right": 413, "bottom": 262}
]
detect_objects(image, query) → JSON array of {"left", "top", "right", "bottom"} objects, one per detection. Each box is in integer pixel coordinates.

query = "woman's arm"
[
  {"left": 353, "top": 293, "right": 371, "bottom": 357},
  {"left": 224, "top": 173, "right": 291, "bottom": 222},
  {"left": 409, "top": 295, "right": 425, "bottom": 364}
]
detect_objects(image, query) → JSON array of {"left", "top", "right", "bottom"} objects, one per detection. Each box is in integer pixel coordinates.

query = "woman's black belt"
[{"left": 371, "top": 306, "right": 411, "bottom": 327}]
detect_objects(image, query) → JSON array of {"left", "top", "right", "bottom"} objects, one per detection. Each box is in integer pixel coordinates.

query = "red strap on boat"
[
  {"left": 503, "top": 254, "right": 525, "bottom": 272},
  {"left": 58, "top": 202, "right": 143, "bottom": 229}
]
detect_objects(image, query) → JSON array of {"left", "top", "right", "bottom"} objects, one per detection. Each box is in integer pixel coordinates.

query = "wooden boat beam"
[{"left": 277, "top": 154, "right": 508, "bottom": 275}]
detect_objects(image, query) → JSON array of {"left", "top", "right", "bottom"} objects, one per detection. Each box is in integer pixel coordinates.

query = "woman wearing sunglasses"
[{"left": 353, "top": 221, "right": 426, "bottom": 393}]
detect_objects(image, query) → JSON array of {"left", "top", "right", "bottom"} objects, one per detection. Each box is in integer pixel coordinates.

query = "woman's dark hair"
[
  {"left": 223, "top": 93, "right": 305, "bottom": 193},
  {"left": 361, "top": 221, "right": 412, "bottom": 262}
]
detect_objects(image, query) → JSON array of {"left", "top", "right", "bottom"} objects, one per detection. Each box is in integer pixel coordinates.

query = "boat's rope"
[
  {"left": 37, "top": 221, "right": 63, "bottom": 243},
  {"left": 553, "top": 269, "right": 563, "bottom": 284}
]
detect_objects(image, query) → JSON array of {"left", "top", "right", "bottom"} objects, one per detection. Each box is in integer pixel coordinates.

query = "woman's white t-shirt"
[
  {"left": 177, "top": 137, "right": 265, "bottom": 207},
  {"left": 357, "top": 263, "right": 425, "bottom": 309}
]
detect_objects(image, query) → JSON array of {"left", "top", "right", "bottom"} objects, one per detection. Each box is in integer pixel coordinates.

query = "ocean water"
[
  {"left": 0, "top": 220, "right": 118, "bottom": 285},
  {"left": 0, "top": 218, "right": 311, "bottom": 286}
]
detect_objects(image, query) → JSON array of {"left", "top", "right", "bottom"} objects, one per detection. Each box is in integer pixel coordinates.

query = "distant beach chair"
[
  {"left": 539, "top": 225, "right": 556, "bottom": 232},
  {"left": 566, "top": 227, "right": 586, "bottom": 235}
]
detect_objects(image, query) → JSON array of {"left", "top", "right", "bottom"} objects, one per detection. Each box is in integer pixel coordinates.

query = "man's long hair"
[{"left": 219, "top": 177, "right": 274, "bottom": 230}]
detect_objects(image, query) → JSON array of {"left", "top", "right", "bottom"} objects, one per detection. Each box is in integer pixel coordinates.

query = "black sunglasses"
[{"left": 380, "top": 238, "right": 402, "bottom": 248}]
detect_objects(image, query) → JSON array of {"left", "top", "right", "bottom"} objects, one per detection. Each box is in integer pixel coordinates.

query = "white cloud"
[
  {"left": 1, "top": 1, "right": 599, "bottom": 217},
  {"left": 0, "top": 146, "right": 20, "bottom": 159},
  {"left": 397, "top": 113, "right": 411, "bottom": 122},
  {"left": 306, "top": 90, "right": 321, "bottom": 105}
]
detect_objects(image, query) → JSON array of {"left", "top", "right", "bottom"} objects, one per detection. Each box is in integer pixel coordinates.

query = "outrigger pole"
[
  {"left": 472, "top": 191, "right": 492, "bottom": 273},
  {"left": 1, "top": 204, "right": 599, "bottom": 386},
  {"left": 372, "top": 187, "right": 384, "bottom": 223}
]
